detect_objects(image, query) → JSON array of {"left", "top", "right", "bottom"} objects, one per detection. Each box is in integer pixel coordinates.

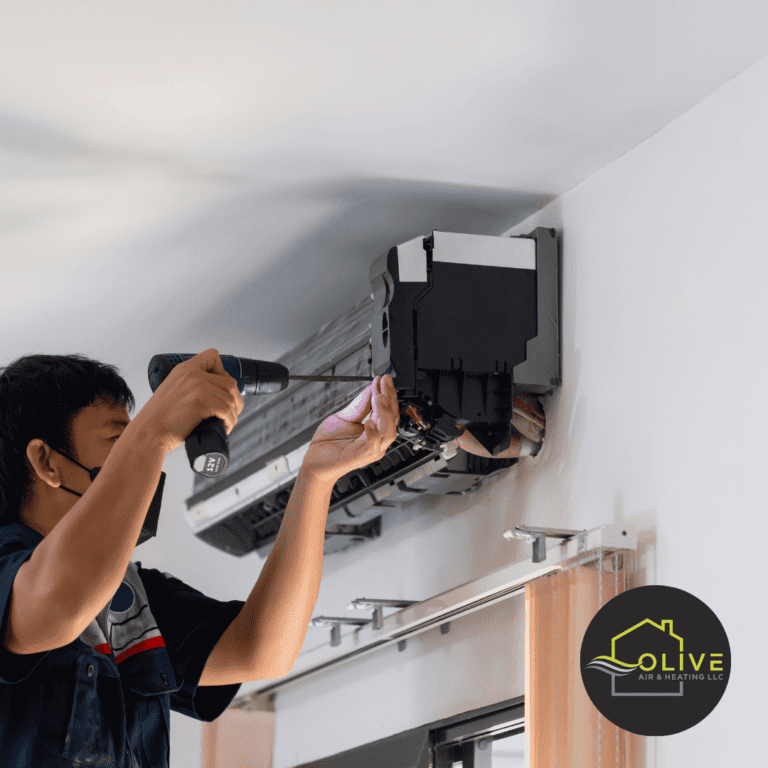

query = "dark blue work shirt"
[{"left": 0, "top": 521, "right": 246, "bottom": 767}]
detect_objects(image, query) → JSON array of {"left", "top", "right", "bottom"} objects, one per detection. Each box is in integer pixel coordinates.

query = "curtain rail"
[{"left": 239, "top": 523, "right": 636, "bottom": 699}]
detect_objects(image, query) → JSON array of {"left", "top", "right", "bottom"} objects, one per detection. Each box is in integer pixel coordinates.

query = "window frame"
[{"left": 290, "top": 695, "right": 524, "bottom": 768}]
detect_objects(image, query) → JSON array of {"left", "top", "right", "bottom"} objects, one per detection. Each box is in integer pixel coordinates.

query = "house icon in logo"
[{"left": 585, "top": 619, "right": 685, "bottom": 697}]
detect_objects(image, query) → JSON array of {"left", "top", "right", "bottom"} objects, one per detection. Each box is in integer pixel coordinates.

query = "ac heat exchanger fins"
[{"left": 185, "top": 228, "right": 559, "bottom": 557}]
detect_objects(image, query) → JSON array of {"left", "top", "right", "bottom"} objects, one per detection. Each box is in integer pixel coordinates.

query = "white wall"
[
  {"left": 504, "top": 53, "right": 768, "bottom": 763},
  {"left": 262, "top": 51, "right": 768, "bottom": 767}
]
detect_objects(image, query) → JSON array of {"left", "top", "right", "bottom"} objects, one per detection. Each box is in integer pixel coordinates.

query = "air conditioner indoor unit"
[{"left": 185, "top": 227, "right": 560, "bottom": 557}]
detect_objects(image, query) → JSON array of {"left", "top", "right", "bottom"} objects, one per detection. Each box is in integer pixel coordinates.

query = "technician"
[{"left": 0, "top": 348, "right": 399, "bottom": 767}]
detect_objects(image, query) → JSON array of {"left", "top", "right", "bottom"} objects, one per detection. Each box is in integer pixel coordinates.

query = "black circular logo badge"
[{"left": 580, "top": 585, "right": 730, "bottom": 736}]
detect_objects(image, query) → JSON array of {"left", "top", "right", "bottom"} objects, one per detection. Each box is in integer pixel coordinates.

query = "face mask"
[{"left": 48, "top": 445, "right": 166, "bottom": 546}]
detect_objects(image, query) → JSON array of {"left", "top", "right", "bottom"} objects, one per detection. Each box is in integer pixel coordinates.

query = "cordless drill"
[{"left": 148, "top": 354, "right": 371, "bottom": 477}]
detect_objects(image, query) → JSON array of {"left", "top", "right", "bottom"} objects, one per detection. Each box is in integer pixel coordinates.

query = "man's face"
[{"left": 56, "top": 396, "right": 132, "bottom": 497}]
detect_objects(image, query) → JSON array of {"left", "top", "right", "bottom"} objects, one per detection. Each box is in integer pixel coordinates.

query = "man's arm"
[
  {"left": 5, "top": 423, "right": 168, "bottom": 655},
  {"left": 199, "top": 469, "right": 335, "bottom": 684},
  {"left": 199, "top": 374, "right": 400, "bottom": 685}
]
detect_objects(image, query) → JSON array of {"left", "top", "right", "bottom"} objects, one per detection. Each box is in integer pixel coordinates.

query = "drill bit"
[{"left": 289, "top": 374, "right": 372, "bottom": 382}]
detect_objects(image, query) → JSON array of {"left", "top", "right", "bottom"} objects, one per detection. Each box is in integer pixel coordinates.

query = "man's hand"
[{"left": 301, "top": 374, "right": 400, "bottom": 483}]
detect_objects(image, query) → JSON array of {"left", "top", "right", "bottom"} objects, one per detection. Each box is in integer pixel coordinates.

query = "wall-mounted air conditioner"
[{"left": 185, "top": 227, "right": 560, "bottom": 557}]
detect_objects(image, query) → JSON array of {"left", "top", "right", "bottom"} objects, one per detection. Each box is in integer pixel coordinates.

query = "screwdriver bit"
[{"left": 289, "top": 374, "right": 373, "bottom": 382}]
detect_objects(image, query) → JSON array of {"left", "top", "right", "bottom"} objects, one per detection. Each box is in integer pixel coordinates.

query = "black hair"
[{"left": 0, "top": 354, "right": 135, "bottom": 525}]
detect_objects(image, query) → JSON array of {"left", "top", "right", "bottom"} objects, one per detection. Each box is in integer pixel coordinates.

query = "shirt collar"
[{"left": 0, "top": 520, "right": 44, "bottom": 549}]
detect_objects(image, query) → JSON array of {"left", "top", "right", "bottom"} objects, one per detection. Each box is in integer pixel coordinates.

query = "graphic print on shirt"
[{"left": 79, "top": 561, "right": 166, "bottom": 663}]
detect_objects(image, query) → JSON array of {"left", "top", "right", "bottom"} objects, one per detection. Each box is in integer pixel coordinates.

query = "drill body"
[{"left": 147, "top": 354, "right": 289, "bottom": 477}]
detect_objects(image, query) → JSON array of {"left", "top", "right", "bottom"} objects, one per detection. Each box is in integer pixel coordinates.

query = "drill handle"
[{"left": 185, "top": 417, "right": 230, "bottom": 477}]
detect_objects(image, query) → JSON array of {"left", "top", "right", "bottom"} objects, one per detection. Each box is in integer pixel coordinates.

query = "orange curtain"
[
  {"left": 200, "top": 708, "right": 275, "bottom": 768},
  {"left": 525, "top": 560, "right": 642, "bottom": 768}
]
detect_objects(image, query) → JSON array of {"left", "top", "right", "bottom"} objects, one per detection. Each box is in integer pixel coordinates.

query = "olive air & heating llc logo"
[{"left": 580, "top": 585, "right": 730, "bottom": 736}]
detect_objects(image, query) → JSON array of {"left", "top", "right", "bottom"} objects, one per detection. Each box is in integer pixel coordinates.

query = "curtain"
[
  {"left": 525, "top": 556, "right": 642, "bottom": 767},
  {"left": 200, "top": 708, "right": 275, "bottom": 768}
]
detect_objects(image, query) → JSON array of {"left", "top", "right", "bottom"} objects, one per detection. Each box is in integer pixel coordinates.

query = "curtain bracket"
[{"left": 504, "top": 525, "right": 586, "bottom": 563}]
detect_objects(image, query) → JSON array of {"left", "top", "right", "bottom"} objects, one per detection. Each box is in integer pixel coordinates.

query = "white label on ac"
[
  {"left": 396, "top": 235, "right": 428, "bottom": 282},
  {"left": 432, "top": 231, "right": 536, "bottom": 270},
  {"left": 266, "top": 455, "right": 290, "bottom": 482}
]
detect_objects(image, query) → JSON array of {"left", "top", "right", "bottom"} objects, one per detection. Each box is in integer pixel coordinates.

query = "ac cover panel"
[{"left": 185, "top": 228, "right": 560, "bottom": 557}]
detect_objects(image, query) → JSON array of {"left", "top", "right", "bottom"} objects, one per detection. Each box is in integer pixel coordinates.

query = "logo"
[
  {"left": 193, "top": 453, "right": 226, "bottom": 476},
  {"left": 580, "top": 585, "right": 730, "bottom": 736}
]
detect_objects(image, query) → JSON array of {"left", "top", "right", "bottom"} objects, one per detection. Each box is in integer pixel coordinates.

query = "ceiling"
[{"left": 2, "top": 0, "right": 767, "bottom": 396}]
